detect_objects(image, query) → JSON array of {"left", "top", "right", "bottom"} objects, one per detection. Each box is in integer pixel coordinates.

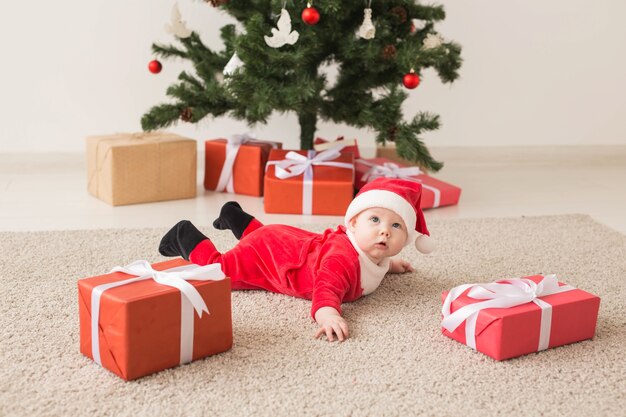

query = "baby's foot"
[
  {"left": 159, "top": 220, "right": 208, "bottom": 260},
  {"left": 212, "top": 201, "right": 254, "bottom": 239},
  {"left": 212, "top": 201, "right": 243, "bottom": 230}
]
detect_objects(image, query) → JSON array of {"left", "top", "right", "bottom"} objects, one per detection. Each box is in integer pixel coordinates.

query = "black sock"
[
  {"left": 212, "top": 201, "right": 254, "bottom": 240},
  {"left": 159, "top": 220, "right": 208, "bottom": 260}
]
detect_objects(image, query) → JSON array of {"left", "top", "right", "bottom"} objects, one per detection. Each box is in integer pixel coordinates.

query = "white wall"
[{"left": 1, "top": 0, "right": 625, "bottom": 153}]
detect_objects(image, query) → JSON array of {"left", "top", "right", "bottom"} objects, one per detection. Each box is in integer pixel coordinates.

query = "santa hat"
[{"left": 344, "top": 177, "right": 434, "bottom": 254}]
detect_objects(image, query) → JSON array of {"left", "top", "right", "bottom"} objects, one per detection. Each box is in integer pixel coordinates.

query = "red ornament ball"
[
  {"left": 403, "top": 71, "right": 420, "bottom": 89},
  {"left": 148, "top": 60, "right": 162, "bottom": 74},
  {"left": 302, "top": 6, "right": 320, "bottom": 25}
]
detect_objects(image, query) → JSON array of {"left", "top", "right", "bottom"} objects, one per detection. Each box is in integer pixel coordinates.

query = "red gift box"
[
  {"left": 441, "top": 274, "right": 600, "bottom": 361},
  {"left": 264, "top": 148, "right": 355, "bottom": 215},
  {"left": 78, "top": 259, "right": 232, "bottom": 380},
  {"left": 204, "top": 136, "right": 282, "bottom": 196},
  {"left": 355, "top": 157, "right": 461, "bottom": 209},
  {"left": 314, "top": 136, "right": 361, "bottom": 159}
]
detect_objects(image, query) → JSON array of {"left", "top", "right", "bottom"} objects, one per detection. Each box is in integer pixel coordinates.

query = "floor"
[{"left": 0, "top": 145, "right": 625, "bottom": 234}]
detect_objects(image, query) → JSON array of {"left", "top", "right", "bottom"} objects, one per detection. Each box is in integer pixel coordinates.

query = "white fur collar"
[{"left": 346, "top": 229, "right": 391, "bottom": 295}]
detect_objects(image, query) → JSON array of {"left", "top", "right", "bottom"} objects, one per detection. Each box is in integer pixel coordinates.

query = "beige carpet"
[{"left": 1, "top": 214, "right": 625, "bottom": 416}]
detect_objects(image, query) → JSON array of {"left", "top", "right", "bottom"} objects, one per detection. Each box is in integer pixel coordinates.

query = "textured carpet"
[{"left": 1, "top": 215, "right": 625, "bottom": 417}]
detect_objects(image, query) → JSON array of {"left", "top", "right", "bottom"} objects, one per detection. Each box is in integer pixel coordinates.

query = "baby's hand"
[
  {"left": 314, "top": 306, "right": 349, "bottom": 342},
  {"left": 389, "top": 258, "right": 414, "bottom": 274}
]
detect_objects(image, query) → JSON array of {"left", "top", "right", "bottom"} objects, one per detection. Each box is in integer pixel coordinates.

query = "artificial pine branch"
[
  {"left": 387, "top": 118, "right": 444, "bottom": 172},
  {"left": 434, "top": 43, "right": 463, "bottom": 83},
  {"left": 410, "top": 112, "right": 441, "bottom": 132},
  {"left": 409, "top": 3, "right": 446, "bottom": 22},
  {"left": 141, "top": 104, "right": 185, "bottom": 130},
  {"left": 152, "top": 43, "right": 188, "bottom": 59},
  {"left": 165, "top": 83, "right": 200, "bottom": 103},
  {"left": 141, "top": 1, "right": 462, "bottom": 171},
  {"left": 178, "top": 71, "right": 204, "bottom": 90}
]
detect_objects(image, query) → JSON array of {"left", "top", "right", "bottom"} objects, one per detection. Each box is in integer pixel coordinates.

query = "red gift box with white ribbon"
[
  {"left": 355, "top": 158, "right": 461, "bottom": 209},
  {"left": 79, "top": 259, "right": 232, "bottom": 380},
  {"left": 264, "top": 146, "right": 354, "bottom": 215},
  {"left": 204, "top": 133, "right": 281, "bottom": 197},
  {"left": 441, "top": 274, "right": 600, "bottom": 360}
]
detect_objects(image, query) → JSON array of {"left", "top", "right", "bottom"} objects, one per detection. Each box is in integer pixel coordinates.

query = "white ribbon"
[
  {"left": 357, "top": 159, "right": 441, "bottom": 207},
  {"left": 313, "top": 138, "right": 357, "bottom": 152},
  {"left": 441, "top": 274, "right": 575, "bottom": 351},
  {"left": 90, "top": 260, "right": 225, "bottom": 367},
  {"left": 266, "top": 145, "right": 354, "bottom": 215},
  {"left": 215, "top": 132, "right": 275, "bottom": 193}
]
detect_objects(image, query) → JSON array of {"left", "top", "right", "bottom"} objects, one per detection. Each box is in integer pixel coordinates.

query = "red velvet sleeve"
[{"left": 310, "top": 254, "right": 359, "bottom": 319}]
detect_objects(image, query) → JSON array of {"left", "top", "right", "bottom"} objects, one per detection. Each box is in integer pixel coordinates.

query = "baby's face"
[{"left": 348, "top": 207, "right": 408, "bottom": 264}]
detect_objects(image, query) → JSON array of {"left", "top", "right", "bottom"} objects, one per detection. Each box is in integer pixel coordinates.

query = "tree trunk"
[{"left": 298, "top": 111, "right": 317, "bottom": 150}]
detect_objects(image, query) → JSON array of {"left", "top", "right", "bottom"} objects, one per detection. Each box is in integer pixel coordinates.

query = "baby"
[{"left": 158, "top": 177, "right": 433, "bottom": 342}]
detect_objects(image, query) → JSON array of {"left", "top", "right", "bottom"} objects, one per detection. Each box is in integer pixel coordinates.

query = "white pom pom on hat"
[
  {"left": 415, "top": 234, "right": 435, "bottom": 254},
  {"left": 344, "top": 177, "right": 434, "bottom": 254}
]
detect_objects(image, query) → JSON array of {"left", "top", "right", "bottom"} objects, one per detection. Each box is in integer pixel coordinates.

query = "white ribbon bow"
[
  {"left": 273, "top": 145, "right": 350, "bottom": 179},
  {"left": 441, "top": 274, "right": 575, "bottom": 351},
  {"left": 267, "top": 145, "right": 354, "bottom": 214},
  {"left": 357, "top": 159, "right": 442, "bottom": 207},
  {"left": 359, "top": 160, "right": 423, "bottom": 182},
  {"left": 215, "top": 132, "right": 259, "bottom": 193},
  {"left": 90, "top": 260, "right": 225, "bottom": 366}
]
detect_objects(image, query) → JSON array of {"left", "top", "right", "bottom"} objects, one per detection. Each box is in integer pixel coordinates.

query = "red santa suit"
[
  {"left": 188, "top": 177, "right": 432, "bottom": 319},
  {"left": 189, "top": 221, "right": 390, "bottom": 318}
]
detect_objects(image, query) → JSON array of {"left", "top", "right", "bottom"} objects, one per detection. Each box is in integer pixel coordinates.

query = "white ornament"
[
  {"left": 358, "top": 8, "right": 376, "bottom": 40},
  {"left": 223, "top": 52, "right": 244, "bottom": 76},
  {"left": 423, "top": 33, "right": 444, "bottom": 50},
  {"left": 411, "top": 18, "right": 426, "bottom": 32},
  {"left": 264, "top": 8, "right": 299, "bottom": 48},
  {"left": 164, "top": 3, "right": 192, "bottom": 39}
]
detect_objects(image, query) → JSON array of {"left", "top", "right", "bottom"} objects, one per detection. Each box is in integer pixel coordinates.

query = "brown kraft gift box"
[
  {"left": 376, "top": 142, "right": 424, "bottom": 168},
  {"left": 86, "top": 132, "right": 197, "bottom": 206}
]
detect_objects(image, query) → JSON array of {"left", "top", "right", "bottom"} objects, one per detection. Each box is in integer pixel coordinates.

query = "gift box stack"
[
  {"left": 203, "top": 134, "right": 462, "bottom": 215},
  {"left": 86, "top": 131, "right": 461, "bottom": 214},
  {"left": 203, "top": 135, "right": 360, "bottom": 215},
  {"left": 78, "top": 259, "right": 232, "bottom": 381},
  {"left": 441, "top": 274, "right": 600, "bottom": 360}
]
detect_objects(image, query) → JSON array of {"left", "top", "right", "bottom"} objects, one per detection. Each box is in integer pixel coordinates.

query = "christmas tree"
[{"left": 141, "top": 0, "right": 462, "bottom": 172}]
